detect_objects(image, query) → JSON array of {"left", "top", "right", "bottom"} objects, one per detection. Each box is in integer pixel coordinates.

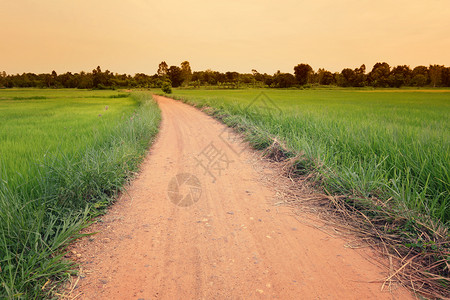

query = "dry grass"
[{"left": 251, "top": 138, "right": 449, "bottom": 299}]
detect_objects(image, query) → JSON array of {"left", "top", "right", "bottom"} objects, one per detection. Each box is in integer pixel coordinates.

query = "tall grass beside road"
[{"left": 0, "top": 90, "right": 160, "bottom": 298}]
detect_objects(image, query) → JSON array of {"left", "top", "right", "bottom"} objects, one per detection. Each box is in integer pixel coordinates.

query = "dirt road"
[{"left": 68, "top": 95, "right": 411, "bottom": 299}]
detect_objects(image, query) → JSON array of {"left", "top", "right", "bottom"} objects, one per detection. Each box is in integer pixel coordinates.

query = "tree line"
[{"left": 1, "top": 61, "right": 449, "bottom": 89}]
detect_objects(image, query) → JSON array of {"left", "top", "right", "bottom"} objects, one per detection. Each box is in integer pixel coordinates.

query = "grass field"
[
  {"left": 1, "top": 89, "right": 135, "bottom": 187},
  {"left": 0, "top": 89, "right": 161, "bottom": 298},
  {"left": 168, "top": 89, "right": 450, "bottom": 225}
]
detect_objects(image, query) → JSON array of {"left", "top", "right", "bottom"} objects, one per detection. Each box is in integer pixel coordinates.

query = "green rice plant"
[{"left": 0, "top": 90, "right": 160, "bottom": 298}]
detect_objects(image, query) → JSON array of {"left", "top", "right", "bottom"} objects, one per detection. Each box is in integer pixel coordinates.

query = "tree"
[
  {"left": 369, "top": 62, "right": 390, "bottom": 87},
  {"left": 180, "top": 61, "right": 192, "bottom": 86},
  {"left": 412, "top": 66, "right": 428, "bottom": 77},
  {"left": 167, "top": 66, "right": 183, "bottom": 87},
  {"left": 272, "top": 71, "right": 296, "bottom": 88},
  {"left": 429, "top": 65, "right": 444, "bottom": 87},
  {"left": 388, "top": 65, "right": 411, "bottom": 88},
  {"left": 0, "top": 71, "right": 5, "bottom": 87},
  {"left": 92, "top": 66, "right": 104, "bottom": 88},
  {"left": 320, "top": 70, "right": 334, "bottom": 85},
  {"left": 91, "top": 66, "right": 112, "bottom": 89},
  {"left": 225, "top": 71, "right": 239, "bottom": 82},
  {"left": 337, "top": 65, "right": 366, "bottom": 87},
  {"left": 134, "top": 73, "right": 152, "bottom": 88},
  {"left": 78, "top": 71, "right": 93, "bottom": 89},
  {"left": 411, "top": 66, "right": 429, "bottom": 87},
  {"left": 340, "top": 68, "right": 356, "bottom": 87},
  {"left": 294, "top": 64, "right": 313, "bottom": 85},
  {"left": 316, "top": 68, "right": 333, "bottom": 85},
  {"left": 157, "top": 61, "right": 169, "bottom": 78},
  {"left": 353, "top": 64, "right": 366, "bottom": 87},
  {"left": 441, "top": 67, "right": 450, "bottom": 87},
  {"left": 59, "top": 72, "right": 76, "bottom": 88}
]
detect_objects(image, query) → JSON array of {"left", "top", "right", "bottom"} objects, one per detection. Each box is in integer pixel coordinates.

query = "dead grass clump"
[
  {"left": 261, "top": 138, "right": 293, "bottom": 162},
  {"left": 254, "top": 154, "right": 449, "bottom": 299}
]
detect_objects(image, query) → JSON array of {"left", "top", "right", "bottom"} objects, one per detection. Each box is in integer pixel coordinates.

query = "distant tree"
[
  {"left": 58, "top": 72, "right": 76, "bottom": 88},
  {"left": 51, "top": 70, "right": 58, "bottom": 85},
  {"left": 202, "top": 69, "right": 217, "bottom": 85},
  {"left": 91, "top": 66, "right": 113, "bottom": 89},
  {"left": 239, "top": 73, "right": 253, "bottom": 85},
  {"left": 225, "top": 71, "right": 239, "bottom": 82},
  {"left": 411, "top": 66, "right": 429, "bottom": 86},
  {"left": 272, "top": 71, "right": 296, "bottom": 88},
  {"left": 180, "top": 61, "right": 192, "bottom": 86},
  {"left": 250, "top": 69, "right": 266, "bottom": 87},
  {"left": 1, "top": 62, "right": 448, "bottom": 89},
  {"left": 134, "top": 73, "right": 152, "bottom": 88},
  {"left": 251, "top": 69, "right": 258, "bottom": 87},
  {"left": 388, "top": 65, "right": 411, "bottom": 88},
  {"left": 412, "top": 66, "right": 428, "bottom": 77},
  {"left": 294, "top": 64, "right": 313, "bottom": 85},
  {"left": 78, "top": 71, "right": 94, "bottom": 89},
  {"left": 369, "top": 62, "right": 390, "bottom": 87},
  {"left": 92, "top": 66, "right": 103, "bottom": 88},
  {"left": 340, "top": 68, "right": 356, "bottom": 87},
  {"left": 353, "top": 64, "right": 366, "bottom": 87},
  {"left": 320, "top": 70, "right": 334, "bottom": 85},
  {"left": 167, "top": 66, "right": 183, "bottom": 87},
  {"left": 429, "top": 65, "right": 444, "bottom": 87},
  {"left": 260, "top": 73, "right": 273, "bottom": 87},
  {"left": 157, "top": 61, "right": 169, "bottom": 78},
  {"left": 337, "top": 65, "right": 366, "bottom": 87},
  {"left": 43, "top": 73, "right": 53, "bottom": 88},
  {"left": 441, "top": 67, "right": 450, "bottom": 87},
  {"left": 410, "top": 74, "right": 427, "bottom": 87},
  {"left": 0, "top": 71, "right": 5, "bottom": 87},
  {"left": 316, "top": 68, "right": 333, "bottom": 85}
]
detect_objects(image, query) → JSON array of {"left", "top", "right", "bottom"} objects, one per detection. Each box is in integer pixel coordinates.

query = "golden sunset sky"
[{"left": 1, "top": 0, "right": 449, "bottom": 75}]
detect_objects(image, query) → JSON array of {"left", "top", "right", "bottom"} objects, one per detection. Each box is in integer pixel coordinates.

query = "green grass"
[
  {"left": 168, "top": 88, "right": 450, "bottom": 225},
  {"left": 0, "top": 89, "right": 161, "bottom": 298},
  {"left": 0, "top": 89, "right": 135, "bottom": 188}
]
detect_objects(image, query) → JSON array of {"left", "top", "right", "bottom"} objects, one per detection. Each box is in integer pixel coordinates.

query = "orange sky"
[{"left": 1, "top": 0, "right": 449, "bottom": 75}]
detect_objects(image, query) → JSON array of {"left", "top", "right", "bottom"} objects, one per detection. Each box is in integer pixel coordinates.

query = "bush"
[{"left": 161, "top": 81, "right": 172, "bottom": 94}]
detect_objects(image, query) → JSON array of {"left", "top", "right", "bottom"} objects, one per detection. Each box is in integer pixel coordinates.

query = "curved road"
[{"left": 69, "top": 95, "right": 411, "bottom": 299}]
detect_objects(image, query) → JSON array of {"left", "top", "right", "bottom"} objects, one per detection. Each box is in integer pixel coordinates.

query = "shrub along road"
[{"left": 66, "top": 95, "right": 411, "bottom": 299}]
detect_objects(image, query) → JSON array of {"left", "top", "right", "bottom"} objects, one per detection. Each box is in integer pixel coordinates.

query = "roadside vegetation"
[
  {"left": 0, "top": 90, "right": 161, "bottom": 298},
  {"left": 165, "top": 88, "right": 449, "bottom": 298}
]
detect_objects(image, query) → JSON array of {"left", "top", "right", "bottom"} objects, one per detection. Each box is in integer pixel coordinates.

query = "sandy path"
[{"left": 68, "top": 95, "right": 411, "bottom": 299}]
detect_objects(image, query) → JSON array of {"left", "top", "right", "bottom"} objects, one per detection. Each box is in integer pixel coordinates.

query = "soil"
[{"left": 64, "top": 95, "right": 412, "bottom": 299}]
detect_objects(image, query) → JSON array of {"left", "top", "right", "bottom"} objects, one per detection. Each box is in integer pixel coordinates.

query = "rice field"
[
  {"left": 1, "top": 87, "right": 448, "bottom": 297},
  {"left": 169, "top": 88, "right": 450, "bottom": 225},
  {"left": 1, "top": 90, "right": 133, "bottom": 186},
  {"left": 0, "top": 89, "right": 161, "bottom": 298}
]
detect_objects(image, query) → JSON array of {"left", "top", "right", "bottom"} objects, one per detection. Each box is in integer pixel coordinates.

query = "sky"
[{"left": 1, "top": 0, "right": 449, "bottom": 75}]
